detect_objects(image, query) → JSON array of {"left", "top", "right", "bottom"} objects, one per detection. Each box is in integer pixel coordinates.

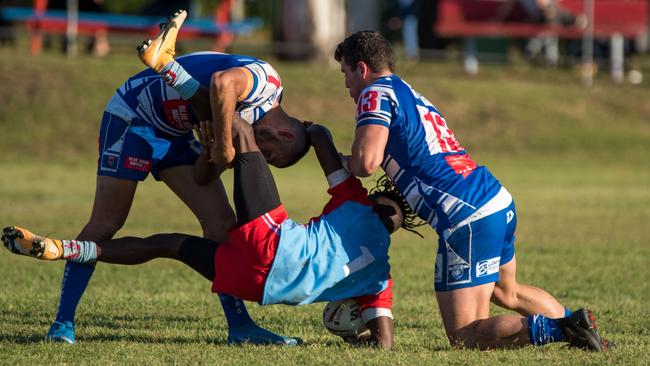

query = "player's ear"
[{"left": 358, "top": 61, "right": 369, "bottom": 78}]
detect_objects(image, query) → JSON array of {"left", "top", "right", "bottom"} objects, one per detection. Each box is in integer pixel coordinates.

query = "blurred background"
[
  {"left": 0, "top": 0, "right": 648, "bottom": 82},
  {"left": 0, "top": 4, "right": 647, "bottom": 363}
]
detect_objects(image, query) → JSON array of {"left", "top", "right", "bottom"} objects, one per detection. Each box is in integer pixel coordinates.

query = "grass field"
[{"left": 0, "top": 46, "right": 648, "bottom": 365}]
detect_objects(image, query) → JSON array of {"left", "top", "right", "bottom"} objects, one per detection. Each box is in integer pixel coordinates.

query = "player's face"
[
  {"left": 340, "top": 62, "right": 364, "bottom": 103},
  {"left": 255, "top": 126, "right": 286, "bottom": 167}
]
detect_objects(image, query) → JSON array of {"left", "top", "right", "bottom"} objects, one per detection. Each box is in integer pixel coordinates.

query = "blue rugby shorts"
[
  {"left": 97, "top": 111, "right": 201, "bottom": 181},
  {"left": 434, "top": 188, "right": 516, "bottom": 291}
]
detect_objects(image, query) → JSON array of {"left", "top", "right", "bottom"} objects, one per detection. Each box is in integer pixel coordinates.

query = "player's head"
[
  {"left": 335, "top": 31, "right": 395, "bottom": 102},
  {"left": 368, "top": 175, "right": 425, "bottom": 236},
  {"left": 254, "top": 107, "right": 310, "bottom": 168}
]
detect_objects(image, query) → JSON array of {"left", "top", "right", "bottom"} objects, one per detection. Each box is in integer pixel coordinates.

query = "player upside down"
[{"left": 2, "top": 123, "right": 420, "bottom": 348}]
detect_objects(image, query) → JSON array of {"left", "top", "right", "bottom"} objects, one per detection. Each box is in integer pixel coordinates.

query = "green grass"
[{"left": 0, "top": 47, "right": 648, "bottom": 364}]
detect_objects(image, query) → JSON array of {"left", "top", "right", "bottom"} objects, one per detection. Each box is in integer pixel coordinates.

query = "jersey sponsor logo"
[
  {"left": 162, "top": 99, "right": 192, "bottom": 131},
  {"left": 506, "top": 210, "right": 514, "bottom": 224},
  {"left": 444, "top": 154, "right": 477, "bottom": 178},
  {"left": 124, "top": 156, "right": 152, "bottom": 172},
  {"left": 476, "top": 257, "right": 500, "bottom": 277}
]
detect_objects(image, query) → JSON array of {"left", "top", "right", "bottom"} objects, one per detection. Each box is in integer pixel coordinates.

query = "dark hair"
[
  {"left": 334, "top": 31, "right": 395, "bottom": 73},
  {"left": 369, "top": 175, "right": 426, "bottom": 237}
]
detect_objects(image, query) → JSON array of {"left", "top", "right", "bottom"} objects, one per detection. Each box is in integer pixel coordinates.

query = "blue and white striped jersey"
[
  {"left": 356, "top": 75, "right": 502, "bottom": 232},
  {"left": 104, "top": 52, "right": 283, "bottom": 136}
]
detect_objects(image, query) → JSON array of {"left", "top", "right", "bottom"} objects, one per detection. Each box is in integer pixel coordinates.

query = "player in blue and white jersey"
[
  {"left": 43, "top": 11, "right": 309, "bottom": 345},
  {"left": 333, "top": 31, "right": 610, "bottom": 351},
  {"left": 3, "top": 123, "right": 418, "bottom": 348}
]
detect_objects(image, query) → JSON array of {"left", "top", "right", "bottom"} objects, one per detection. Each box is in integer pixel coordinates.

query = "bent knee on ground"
[
  {"left": 445, "top": 321, "right": 491, "bottom": 350},
  {"left": 446, "top": 327, "right": 478, "bottom": 349}
]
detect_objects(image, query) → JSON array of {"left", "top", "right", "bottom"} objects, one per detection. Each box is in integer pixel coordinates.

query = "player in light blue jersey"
[
  {"left": 43, "top": 11, "right": 309, "bottom": 345},
  {"left": 333, "top": 31, "right": 611, "bottom": 351},
  {"left": 3, "top": 122, "right": 418, "bottom": 348}
]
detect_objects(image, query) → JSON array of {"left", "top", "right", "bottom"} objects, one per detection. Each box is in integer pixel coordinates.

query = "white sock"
[
  {"left": 61, "top": 240, "right": 97, "bottom": 263},
  {"left": 160, "top": 61, "right": 200, "bottom": 100}
]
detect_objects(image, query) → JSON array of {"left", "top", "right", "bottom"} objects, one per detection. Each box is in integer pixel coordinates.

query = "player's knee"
[
  {"left": 81, "top": 217, "right": 126, "bottom": 241},
  {"left": 200, "top": 215, "right": 235, "bottom": 242},
  {"left": 446, "top": 326, "right": 483, "bottom": 350}
]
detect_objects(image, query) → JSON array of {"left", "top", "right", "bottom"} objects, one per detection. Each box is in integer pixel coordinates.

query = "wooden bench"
[{"left": 434, "top": 0, "right": 649, "bottom": 80}]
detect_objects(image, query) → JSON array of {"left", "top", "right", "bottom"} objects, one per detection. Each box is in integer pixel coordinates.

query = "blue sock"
[
  {"left": 54, "top": 261, "right": 95, "bottom": 323},
  {"left": 564, "top": 307, "right": 572, "bottom": 317},
  {"left": 527, "top": 314, "right": 566, "bottom": 346},
  {"left": 218, "top": 294, "right": 255, "bottom": 329}
]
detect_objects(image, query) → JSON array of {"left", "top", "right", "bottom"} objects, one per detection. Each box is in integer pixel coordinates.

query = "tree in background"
[{"left": 270, "top": 0, "right": 345, "bottom": 61}]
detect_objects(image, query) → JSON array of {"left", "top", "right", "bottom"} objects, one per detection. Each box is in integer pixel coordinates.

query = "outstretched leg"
[
  {"left": 96, "top": 233, "right": 217, "bottom": 279},
  {"left": 2, "top": 227, "right": 216, "bottom": 279}
]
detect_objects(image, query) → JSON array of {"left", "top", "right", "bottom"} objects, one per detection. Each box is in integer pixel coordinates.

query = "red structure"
[
  {"left": 436, "top": 0, "right": 648, "bottom": 38},
  {"left": 4, "top": 0, "right": 256, "bottom": 55}
]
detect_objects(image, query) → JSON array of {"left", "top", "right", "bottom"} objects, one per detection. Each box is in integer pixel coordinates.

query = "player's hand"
[{"left": 194, "top": 120, "right": 214, "bottom": 149}]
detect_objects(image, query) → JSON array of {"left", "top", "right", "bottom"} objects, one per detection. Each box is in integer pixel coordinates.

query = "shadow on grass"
[
  {"left": 2, "top": 308, "right": 207, "bottom": 329},
  {"left": 0, "top": 333, "right": 228, "bottom": 345},
  {"left": 0, "top": 333, "right": 47, "bottom": 344},
  {"left": 87, "top": 313, "right": 205, "bottom": 330},
  {"left": 78, "top": 333, "right": 229, "bottom": 345}
]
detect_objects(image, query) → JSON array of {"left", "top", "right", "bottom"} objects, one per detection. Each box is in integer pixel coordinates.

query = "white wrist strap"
[{"left": 326, "top": 168, "right": 351, "bottom": 188}]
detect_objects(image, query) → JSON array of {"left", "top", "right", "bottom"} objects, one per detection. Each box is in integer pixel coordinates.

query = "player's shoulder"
[{"left": 359, "top": 76, "right": 401, "bottom": 105}]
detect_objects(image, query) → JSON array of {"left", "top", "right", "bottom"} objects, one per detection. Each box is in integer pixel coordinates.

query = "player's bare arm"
[
  {"left": 193, "top": 120, "right": 221, "bottom": 185},
  {"left": 209, "top": 67, "right": 252, "bottom": 167},
  {"left": 349, "top": 124, "right": 389, "bottom": 177},
  {"left": 307, "top": 124, "right": 343, "bottom": 176},
  {"left": 230, "top": 115, "right": 259, "bottom": 154},
  {"left": 194, "top": 116, "right": 258, "bottom": 185}
]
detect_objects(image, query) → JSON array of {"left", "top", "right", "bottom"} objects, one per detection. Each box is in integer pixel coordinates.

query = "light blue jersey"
[{"left": 262, "top": 177, "right": 391, "bottom": 306}]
